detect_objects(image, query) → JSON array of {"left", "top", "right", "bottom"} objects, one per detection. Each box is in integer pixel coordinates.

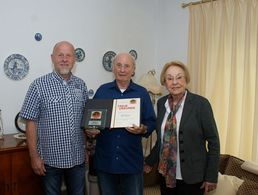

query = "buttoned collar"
[
  {"left": 52, "top": 71, "right": 74, "bottom": 84},
  {"left": 109, "top": 80, "right": 138, "bottom": 92}
]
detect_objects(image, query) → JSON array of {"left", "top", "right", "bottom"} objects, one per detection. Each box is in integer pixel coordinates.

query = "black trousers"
[{"left": 159, "top": 174, "right": 204, "bottom": 195}]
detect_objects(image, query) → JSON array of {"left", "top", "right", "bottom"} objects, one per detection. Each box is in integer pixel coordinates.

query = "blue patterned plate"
[
  {"left": 4, "top": 54, "right": 29, "bottom": 80},
  {"left": 102, "top": 51, "right": 116, "bottom": 72},
  {"left": 75, "top": 48, "right": 85, "bottom": 62},
  {"left": 129, "top": 49, "right": 137, "bottom": 60}
]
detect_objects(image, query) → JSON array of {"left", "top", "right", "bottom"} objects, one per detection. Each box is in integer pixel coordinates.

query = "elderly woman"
[{"left": 144, "top": 61, "right": 220, "bottom": 195}]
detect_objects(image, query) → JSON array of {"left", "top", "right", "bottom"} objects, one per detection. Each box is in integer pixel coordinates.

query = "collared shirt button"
[
  {"left": 117, "top": 135, "right": 120, "bottom": 138},
  {"left": 116, "top": 157, "right": 119, "bottom": 160},
  {"left": 116, "top": 146, "right": 120, "bottom": 149}
]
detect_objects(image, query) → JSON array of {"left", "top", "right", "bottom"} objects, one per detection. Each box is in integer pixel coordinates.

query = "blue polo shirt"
[{"left": 93, "top": 80, "right": 156, "bottom": 174}]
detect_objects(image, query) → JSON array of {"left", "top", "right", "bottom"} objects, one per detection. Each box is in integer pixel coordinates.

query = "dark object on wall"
[
  {"left": 75, "top": 48, "right": 85, "bottom": 62},
  {"left": 15, "top": 112, "right": 26, "bottom": 133},
  {"left": 102, "top": 51, "right": 116, "bottom": 72},
  {"left": 34, "top": 33, "right": 42, "bottom": 41},
  {"left": 129, "top": 49, "right": 137, "bottom": 60},
  {"left": 88, "top": 89, "right": 95, "bottom": 97}
]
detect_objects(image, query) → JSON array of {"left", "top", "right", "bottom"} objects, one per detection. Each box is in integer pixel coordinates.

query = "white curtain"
[{"left": 187, "top": 0, "right": 258, "bottom": 161}]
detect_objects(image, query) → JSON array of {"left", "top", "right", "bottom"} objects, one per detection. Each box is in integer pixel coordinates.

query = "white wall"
[{"left": 0, "top": 0, "right": 191, "bottom": 134}]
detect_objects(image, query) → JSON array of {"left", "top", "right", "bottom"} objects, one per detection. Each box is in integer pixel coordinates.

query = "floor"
[
  {"left": 62, "top": 173, "right": 161, "bottom": 195},
  {"left": 144, "top": 185, "right": 160, "bottom": 195},
  {"left": 86, "top": 183, "right": 160, "bottom": 195}
]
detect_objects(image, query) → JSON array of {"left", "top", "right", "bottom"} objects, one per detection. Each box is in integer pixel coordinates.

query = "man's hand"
[
  {"left": 126, "top": 124, "right": 147, "bottom": 134},
  {"left": 30, "top": 154, "right": 46, "bottom": 176},
  {"left": 85, "top": 128, "right": 101, "bottom": 138}
]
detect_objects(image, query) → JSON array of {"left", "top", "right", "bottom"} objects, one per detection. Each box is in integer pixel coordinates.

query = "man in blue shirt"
[
  {"left": 86, "top": 53, "right": 156, "bottom": 195},
  {"left": 20, "top": 41, "right": 88, "bottom": 195}
]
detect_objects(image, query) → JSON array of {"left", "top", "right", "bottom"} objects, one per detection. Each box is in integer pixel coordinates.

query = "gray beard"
[{"left": 59, "top": 68, "right": 70, "bottom": 75}]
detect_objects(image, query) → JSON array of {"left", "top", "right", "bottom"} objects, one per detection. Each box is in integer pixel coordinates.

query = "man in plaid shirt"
[{"left": 20, "top": 41, "right": 88, "bottom": 195}]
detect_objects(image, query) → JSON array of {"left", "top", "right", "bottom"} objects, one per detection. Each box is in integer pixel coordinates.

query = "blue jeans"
[
  {"left": 96, "top": 170, "right": 143, "bottom": 195},
  {"left": 42, "top": 163, "right": 86, "bottom": 195}
]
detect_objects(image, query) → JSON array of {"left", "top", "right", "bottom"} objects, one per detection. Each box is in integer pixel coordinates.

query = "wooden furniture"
[
  {"left": 0, "top": 134, "right": 43, "bottom": 195},
  {"left": 219, "top": 154, "right": 258, "bottom": 195}
]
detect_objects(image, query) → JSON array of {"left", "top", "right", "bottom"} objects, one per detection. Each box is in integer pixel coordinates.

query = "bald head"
[
  {"left": 112, "top": 53, "right": 135, "bottom": 68},
  {"left": 52, "top": 41, "right": 75, "bottom": 55}
]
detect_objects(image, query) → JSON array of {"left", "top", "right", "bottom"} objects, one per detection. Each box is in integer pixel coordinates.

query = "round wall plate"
[
  {"left": 75, "top": 48, "right": 85, "bottom": 62},
  {"left": 88, "top": 89, "right": 95, "bottom": 97},
  {"left": 102, "top": 51, "right": 116, "bottom": 72},
  {"left": 4, "top": 54, "right": 29, "bottom": 80},
  {"left": 129, "top": 49, "right": 137, "bottom": 60},
  {"left": 34, "top": 33, "right": 42, "bottom": 41}
]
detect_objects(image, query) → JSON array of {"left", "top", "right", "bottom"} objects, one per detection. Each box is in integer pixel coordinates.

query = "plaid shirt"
[{"left": 20, "top": 71, "right": 88, "bottom": 168}]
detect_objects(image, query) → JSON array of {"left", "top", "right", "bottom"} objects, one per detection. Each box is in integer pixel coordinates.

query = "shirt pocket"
[
  {"left": 74, "top": 88, "right": 84, "bottom": 102},
  {"left": 45, "top": 96, "right": 65, "bottom": 110}
]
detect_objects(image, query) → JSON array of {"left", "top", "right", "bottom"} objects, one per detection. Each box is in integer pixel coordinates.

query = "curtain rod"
[{"left": 182, "top": 0, "right": 217, "bottom": 8}]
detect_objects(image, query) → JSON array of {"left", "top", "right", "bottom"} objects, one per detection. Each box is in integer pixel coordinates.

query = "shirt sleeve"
[
  {"left": 20, "top": 81, "right": 40, "bottom": 121},
  {"left": 141, "top": 89, "right": 156, "bottom": 137}
]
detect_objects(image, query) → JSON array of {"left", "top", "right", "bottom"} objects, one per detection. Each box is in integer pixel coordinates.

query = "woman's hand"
[
  {"left": 144, "top": 163, "right": 153, "bottom": 173},
  {"left": 201, "top": 181, "right": 217, "bottom": 195}
]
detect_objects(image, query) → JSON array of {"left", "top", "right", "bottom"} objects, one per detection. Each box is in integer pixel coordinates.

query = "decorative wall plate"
[
  {"left": 129, "top": 49, "right": 137, "bottom": 60},
  {"left": 34, "top": 33, "right": 42, "bottom": 41},
  {"left": 4, "top": 54, "right": 29, "bottom": 80},
  {"left": 102, "top": 51, "right": 116, "bottom": 72},
  {"left": 88, "top": 89, "right": 95, "bottom": 97},
  {"left": 75, "top": 48, "right": 85, "bottom": 62}
]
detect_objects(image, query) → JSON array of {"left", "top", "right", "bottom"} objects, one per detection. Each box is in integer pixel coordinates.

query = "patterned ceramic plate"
[
  {"left": 4, "top": 54, "right": 29, "bottom": 80},
  {"left": 102, "top": 51, "right": 116, "bottom": 72},
  {"left": 129, "top": 49, "right": 137, "bottom": 60},
  {"left": 75, "top": 48, "right": 85, "bottom": 62}
]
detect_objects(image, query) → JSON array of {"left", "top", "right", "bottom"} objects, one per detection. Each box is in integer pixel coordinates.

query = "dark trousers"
[
  {"left": 97, "top": 170, "right": 143, "bottom": 195},
  {"left": 42, "top": 163, "right": 86, "bottom": 195},
  {"left": 159, "top": 174, "right": 204, "bottom": 195}
]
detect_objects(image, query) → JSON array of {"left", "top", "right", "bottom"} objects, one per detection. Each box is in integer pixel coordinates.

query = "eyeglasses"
[
  {"left": 115, "top": 63, "right": 133, "bottom": 70},
  {"left": 165, "top": 75, "right": 185, "bottom": 82}
]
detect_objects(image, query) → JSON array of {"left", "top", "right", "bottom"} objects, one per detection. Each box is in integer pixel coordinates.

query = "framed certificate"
[
  {"left": 110, "top": 98, "right": 140, "bottom": 128},
  {"left": 81, "top": 98, "right": 140, "bottom": 129}
]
